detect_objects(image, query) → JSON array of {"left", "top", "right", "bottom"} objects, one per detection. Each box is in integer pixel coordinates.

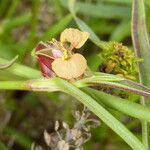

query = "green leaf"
[
  {"left": 0, "top": 141, "right": 7, "bottom": 150},
  {"left": 74, "top": 17, "right": 105, "bottom": 48},
  {"left": 0, "top": 57, "right": 40, "bottom": 79},
  {"left": 68, "top": 0, "right": 106, "bottom": 49},
  {"left": 4, "top": 127, "right": 32, "bottom": 150},
  {"left": 87, "top": 54, "right": 103, "bottom": 71},
  {"left": 110, "top": 20, "right": 131, "bottom": 42},
  {"left": 41, "top": 14, "right": 72, "bottom": 41},
  {"left": 84, "top": 88, "right": 150, "bottom": 122},
  {"left": 0, "top": 77, "right": 147, "bottom": 149},
  {"left": 0, "top": 13, "right": 31, "bottom": 35},
  {"left": 132, "top": 0, "right": 150, "bottom": 148},
  {"left": 55, "top": 78, "right": 146, "bottom": 150},
  {"left": 132, "top": 0, "right": 150, "bottom": 88},
  {"left": 75, "top": 72, "right": 150, "bottom": 98},
  {"left": 61, "top": 0, "right": 131, "bottom": 19},
  {"left": 6, "top": 0, "right": 20, "bottom": 18},
  {"left": 100, "top": 0, "right": 131, "bottom": 4},
  {"left": 0, "top": 55, "right": 18, "bottom": 70}
]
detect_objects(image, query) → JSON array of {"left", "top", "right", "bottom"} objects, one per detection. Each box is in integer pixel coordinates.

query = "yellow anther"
[{"left": 62, "top": 49, "right": 69, "bottom": 60}]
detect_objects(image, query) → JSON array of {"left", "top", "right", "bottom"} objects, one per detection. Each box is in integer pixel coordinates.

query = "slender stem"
[
  {"left": 0, "top": 81, "right": 29, "bottom": 90},
  {"left": 54, "top": 78, "right": 146, "bottom": 150},
  {"left": 0, "top": 78, "right": 60, "bottom": 92},
  {"left": 132, "top": 0, "right": 150, "bottom": 149},
  {"left": 142, "top": 121, "right": 149, "bottom": 149},
  {"left": 0, "top": 78, "right": 150, "bottom": 122},
  {"left": 84, "top": 88, "right": 150, "bottom": 122},
  {"left": 0, "top": 58, "right": 40, "bottom": 79},
  {"left": 0, "top": 77, "right": 148, "bottom": 149}
]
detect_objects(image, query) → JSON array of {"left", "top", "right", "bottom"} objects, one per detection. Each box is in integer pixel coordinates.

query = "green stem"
[
  {"left": 0, "top": 58, "right": 40, "bottom": 79},
  {"left": 54, "top": 78, "right": 146, "bottom": 150},
  {"left": 68, "top": 0, "right": 107, "bottom": 49},
  {"left": 132, "top": 0, "right": 150, "bottom": 149},
  {"left": 0, "top": 78, "right": 60, "bottom": 92},
  {"left": 0, "top": 141, "right": 7, "bottom": 150},
  {"left": 0, "top": 78, "right": 150, "bottom": 122},
  {"left": 0, "top": 77, "right": 148, "bottom": 149},
  {"left": 84, "top": 88, "right": 150, "bottom": 122},
  {"left": 0, "top": 81, "right": 28, "bottom": 90},
  {"left": 6, "top": 0, "right": 20, "bottom": 18},
  {"left": 26, "top": 0, "right": 41, "bottom": 52}
]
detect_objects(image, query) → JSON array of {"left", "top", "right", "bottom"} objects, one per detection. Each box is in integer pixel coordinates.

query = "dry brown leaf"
[
  {"left": 43, "top": 130, "right": 51, "bottom": 146},
  {"left": 55, "top": 120, "right": 60, "bottom": 131},
  {"left": 52, "top": 53, "right": 87, "bottom": 79},
  {"left": 60, "top": 28, "right": 89, "bottom": 49},
  {"left": 57, "top": 140, "right": 69, "bottom": 150}
]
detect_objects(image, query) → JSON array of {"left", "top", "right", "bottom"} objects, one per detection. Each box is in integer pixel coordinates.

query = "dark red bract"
[{"left": 36, "top": 42, "right": 55, "bottom": 77}]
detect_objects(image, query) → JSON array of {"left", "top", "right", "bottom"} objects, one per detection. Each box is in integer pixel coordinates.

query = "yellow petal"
[
  {"left": 60, "top": 28, "right": 89, "bottom": 49},
  {"left": 52, "top": 53, "right": 87, "bottom": 79}
]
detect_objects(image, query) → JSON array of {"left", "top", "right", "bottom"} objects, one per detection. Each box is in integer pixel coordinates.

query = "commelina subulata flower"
[{"left": 35, "top": 28, "right": 89, "bottom": 79}]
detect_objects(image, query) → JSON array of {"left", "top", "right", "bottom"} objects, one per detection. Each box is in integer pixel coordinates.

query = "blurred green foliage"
[{"left": 0, "top": 0, "right": 150, "bottom": 150}]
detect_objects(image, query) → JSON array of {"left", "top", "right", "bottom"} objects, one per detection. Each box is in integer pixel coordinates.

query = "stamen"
[{"left": 62, "top": 49, "right": 69, "bottom": 60}]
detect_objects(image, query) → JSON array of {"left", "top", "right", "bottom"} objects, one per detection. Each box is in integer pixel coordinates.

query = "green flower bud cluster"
[{"left": 100, "top": 42, "right": 141, "bottom": 80}]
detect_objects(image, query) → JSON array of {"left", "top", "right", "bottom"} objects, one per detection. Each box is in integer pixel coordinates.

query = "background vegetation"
[{"left": 0, "top": 0, "right": 150, "bottom": 150}]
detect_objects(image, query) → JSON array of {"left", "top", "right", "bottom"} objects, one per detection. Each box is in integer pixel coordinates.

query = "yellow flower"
[
  {"left": 51, "top": 28, "right": 89, "bottom": 79},
  {"left": 60, "top": 28, "right": 89, "bottom": 49},
  {"left": 35, "top": 28, "right": 89, "bottom": 79},
  {"left": 52, "top": 53, "right": 87, "bottom": 79}
]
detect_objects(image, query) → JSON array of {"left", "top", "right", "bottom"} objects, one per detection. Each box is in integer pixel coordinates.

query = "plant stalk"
[{"left": 132, "top": 0, "right": 150, "bottom": 149}]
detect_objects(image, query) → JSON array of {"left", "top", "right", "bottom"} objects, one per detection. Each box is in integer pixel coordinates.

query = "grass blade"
[
  {"left": 75, "top": 73, "right": 150, "bottom": 98},
  {"left": 0, "top": 141, "right": 7, "bottom": 150},
  {"left": 0, "top": 55, "right": 18, "bottom": 70},
  {"left": 61, "top": 0, "right": 131, "bottom": 19},
  {"left": 84, "top": 88, "right": 150, "bottom": 122},
  {"left": 55, "top": 78, "right": 146, "bottom": 150},
  {"left": 0, "top": 57, "right": 40, "bottom": 79},
  {"left": 132, "top": 0, "right": 150, "bottom": 148},
  {"left": 110, "top": 20, "right": 130, "bottom": 42},
  {"left": 4, "top": 127, "right": 32, "bottom": 150},
  {"left": 41, "top": 14, "right": 72, "bottom": 41},
  {"left": 68, "top": 0, "right": 106, "bottom": 49}
]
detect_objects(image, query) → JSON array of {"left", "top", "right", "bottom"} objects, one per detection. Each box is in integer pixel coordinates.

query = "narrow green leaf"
[
  {"left": 55, "top": 78, "right": 146, "bottom": 150},
  {"left": 4, "top": 13, "right": 31, "bottom": 31},
  {"left": 132, "top": 0, "right": 150, "bottom": 88},
  {"left": 132, "top": 0, "right": 150, "bottom": 148},
  {"left": 75, "top": 73, "right": 150, "bottom": 98},
  {"left": 0, "top": 77, "right": 150, "bottom": 123},
  {"left": 87, "top": 54, "right": 103, "bottom": 71},
  {"left": 74, "top": 17, "right": 105, "bottom": 48},
  {"left": 100, "top": 0, "right": 131, "bottom": 4},
  {"left": 6, "top": 0, "right": 20, "bottom": 18},
  {"left": 42, "top": 14, "right": 72, "bottom": 41},
  {"left": 26, "top": 0, "right": 41, "bottom": 52},
  {"left": 68, "top": 0, "right": 106, "bottom": 49},
  {"left": 0, "top": 141, "right": 7, "bottom": 150},
  {"left": 4, "top": 127, "right": 32, "bottom": 150},
  {"left": 0, "top": 77, "right": 146, "bottom": 149},
  {"left": 110, "top": 20, "right": 131, "bottom": 42},
  {"left": 0, "top": 57, "right": 40, "bottom": 79},
  {"left": 0, "top": 0, "right": 9, "bottom": 17},
  {"left": 0, "top": 55, "right": 18, "bottom": 70},
  {"left": 84, "top": 88, "right": 150, "bottom": 122},
  {"left": 61, "top": 0, "right": 131, "bottom": 19},
  {"left": 52, "top": 0, "right": 64, "bottom": 19}
]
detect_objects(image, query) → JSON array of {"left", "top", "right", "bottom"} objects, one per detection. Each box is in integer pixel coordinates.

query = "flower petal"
[
  {"left": 52, "top": 53, "right": 87, "bottom": 79},
  {"left": 35, "top": 42, "right": 55, "bottom": 77},
  {"left": 36, "top": 41, "right": 49, "bottom": 51},
  {"left": 37, "top": 56, "right": 55, "bottom": 77},
  {"left": 52, "top": 49, "right": 63, "bottom": 58},
  {"left": 60, "top": 28, "right": 89, "bottom": 49}
]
